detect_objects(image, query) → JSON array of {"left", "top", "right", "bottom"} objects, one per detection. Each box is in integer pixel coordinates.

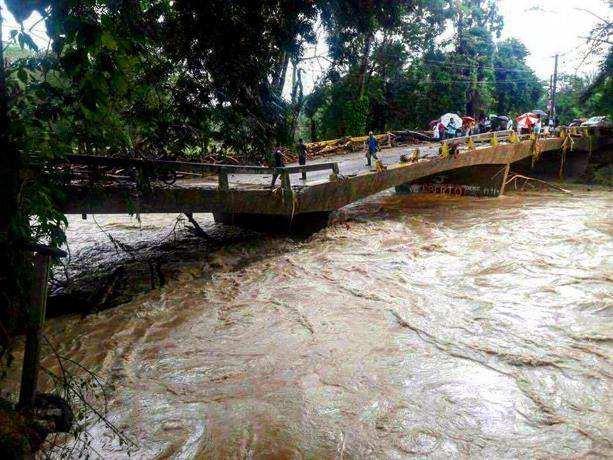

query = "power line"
[
  {"left": 1, "top": 25, "right": 50, "bottom": 43},
  {"left": 419, "top": 59, "right": 540, "bottom": 75},
  {"left": 417, "top": 79, "right": 545, "bottom": 84},
  {"left": 1, "top": 23, "right": 48, "bottom": 35}
]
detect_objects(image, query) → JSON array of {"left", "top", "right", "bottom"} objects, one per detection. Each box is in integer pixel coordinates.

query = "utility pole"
[
  {"left": 551, "top": 54, "right": 559, "bottom": 126},
  {"left": 548, "top": 75, "right": 553, "bottom": 117}
]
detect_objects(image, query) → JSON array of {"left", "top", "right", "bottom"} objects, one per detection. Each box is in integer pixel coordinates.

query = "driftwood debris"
[
  {"left": 87, "top": 265, "right": 127, "bottom": 314},
  {"left": 391, "top": 129, "right": 433, "bottom": 143},
  {"left": 304, "top": 136, "right": 370, "bottom": 156},
  {"left": 505, "top": 172, "right": 572, "bottom": 194},
  {"left": 304, "top": 129, "right": 430, "bottom": 157},
  {"left": 185, "top": 212, "right": 216, "bottom": 242}
]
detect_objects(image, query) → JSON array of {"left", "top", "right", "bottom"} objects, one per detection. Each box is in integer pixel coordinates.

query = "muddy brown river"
[{"left": 19, "top": 188, "right": 613, "bottom": 458}]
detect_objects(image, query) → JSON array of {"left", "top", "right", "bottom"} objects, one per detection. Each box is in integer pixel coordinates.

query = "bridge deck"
[{"left": 64, "top": 130, "right": 610, "bottom": 217}]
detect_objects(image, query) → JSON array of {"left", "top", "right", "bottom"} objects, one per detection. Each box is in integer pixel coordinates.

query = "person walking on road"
[
  {"left": 297, "top": 138, "right": 308, "bottom": 181},
  {"left": 365, "top": 131, "right": 379, "bottom": 167},
  {"left": 270, "top": 143, "right": 284, "bottom": 188}
]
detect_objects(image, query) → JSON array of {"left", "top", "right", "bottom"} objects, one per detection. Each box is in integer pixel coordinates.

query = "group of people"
[
  {"left": 269, "top": 113, "right": 552, "bottom": 188},
  {"left": 271, "top": 131, "right": 383, "bottom": 187},
  {"left": 271, "top": 110, "right": 556, "bottom": 187},
  {"left": 432, "top": 113, "right": 550, "bottom": 141},
  {"left": 270, "top": 138, "right": 308, "bottom": 187},
  {"left": 432, "top": 118, "right": 464, "bottom": 140},
  {"left": 517, "top": 115, "right": 548, "bottom": 136}
]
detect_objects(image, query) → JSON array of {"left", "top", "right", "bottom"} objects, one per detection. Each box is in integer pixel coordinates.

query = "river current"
[{"left": 27, "top": 189, "right": 613, "bottom": 458}]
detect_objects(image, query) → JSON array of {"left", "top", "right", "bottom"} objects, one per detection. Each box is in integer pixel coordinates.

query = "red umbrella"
[
  {"left": 516, "top": 113, "right": 538, "bottom": 127},
  {"left": 462, "top": 116, "right": 475, "bottom": 124},
  {"left": 429, "top": 119, "right": 440, "bottom": 126}
]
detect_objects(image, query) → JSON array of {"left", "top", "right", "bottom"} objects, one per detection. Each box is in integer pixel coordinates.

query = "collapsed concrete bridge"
[{"left": 63, "top": 128, "right": 612, "bottom": 231}]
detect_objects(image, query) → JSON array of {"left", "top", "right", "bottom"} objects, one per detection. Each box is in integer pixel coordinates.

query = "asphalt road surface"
[{"left": 186, "top": 142, "right": 443, "bottom": 190}]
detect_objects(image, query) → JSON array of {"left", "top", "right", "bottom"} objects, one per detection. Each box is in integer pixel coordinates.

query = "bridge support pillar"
[
  {"left": 213, "top": 211, "right": 332, "bottom": 234},
  {"left": 499, "top": 163, "right": 511, "bottom": 196}
]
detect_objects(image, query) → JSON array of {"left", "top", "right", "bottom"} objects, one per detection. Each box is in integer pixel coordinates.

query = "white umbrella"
[{"left": 440, "top": 113, "right": 462, "bottom": 128}]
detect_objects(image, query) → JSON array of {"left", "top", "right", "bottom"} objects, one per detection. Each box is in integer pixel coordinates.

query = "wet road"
[
  {"left": 21, "top": 186, "right": 612, "bottom": 459},
  {"left": 180, "top": 143, "right": 442, "bottom": 190}
]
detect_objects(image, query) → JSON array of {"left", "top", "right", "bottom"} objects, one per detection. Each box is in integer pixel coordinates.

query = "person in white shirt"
[{"left": 534, "top": 118, "right": 542, "bottom": 136}]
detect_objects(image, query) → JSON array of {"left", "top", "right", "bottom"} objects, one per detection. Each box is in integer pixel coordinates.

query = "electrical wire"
[
  {"left": 416, "top": 79, "right": 545, "bottom": 84},
  {"left": 420, "top": 58, "right": 539, "bottom": 74}
]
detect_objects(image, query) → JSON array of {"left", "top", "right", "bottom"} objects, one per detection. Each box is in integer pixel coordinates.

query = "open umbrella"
[
  {"left": 429, "top": 119, "right": 440, "bottom": 126},
  {"left": 462, "top": 116, "right": 475, "bottom": 124},
  {"left": 440, "top": 113, "right": 462, "bottom": 128},
  {"left": 495, "top": 115, "right": 509, "bottom": 122},
  {"left": 532, "top": 109, "right": 547, "bottom": 116},
  {"left": 516, "top": 112, "right": 539, "bottom": 127}
]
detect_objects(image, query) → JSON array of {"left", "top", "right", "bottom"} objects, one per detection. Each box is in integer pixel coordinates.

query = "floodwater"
[{"left": 29, "top": 189, "right": 613, "bottom": 458}]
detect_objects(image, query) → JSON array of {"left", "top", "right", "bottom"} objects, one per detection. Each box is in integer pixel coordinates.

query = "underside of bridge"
[{"left": 212, "top": 211, "right": 333, "bottom": 234}]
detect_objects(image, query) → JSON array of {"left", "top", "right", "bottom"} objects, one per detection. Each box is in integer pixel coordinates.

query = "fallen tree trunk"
[{"left": 391, "top": 129, "right": 433, "bottom": 143}]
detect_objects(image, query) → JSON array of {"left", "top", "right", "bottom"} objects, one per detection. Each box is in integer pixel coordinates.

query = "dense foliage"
[{"left": 302, "top": 0, "right": 546, "bottom": 140}]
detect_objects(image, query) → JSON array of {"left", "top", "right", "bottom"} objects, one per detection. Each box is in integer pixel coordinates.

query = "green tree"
[
  {"left": 166, "top": 0, "right": 319, "bottom": 156},
  {"left": 493, "top": 38, "right": 543, "bottom": 116},
  {"left": 581, "top": 49, "right": 613, "bottom": 119},
  {"left": 319, "top": 0, "right": 449, "bottom": 134},
  {"left": 551, "top": 74, "right": 592, "bottom": 124},
  {"left": 451, "top": 0, "right": 503, "bottom": 116}
]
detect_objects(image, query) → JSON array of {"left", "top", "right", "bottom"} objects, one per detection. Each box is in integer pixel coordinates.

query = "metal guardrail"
[
  {"left": 443, "top": 130, "right": 514, "bottom": 146},
  {"left": 442, "top": 125, "right": 603, "bottom": 147}
]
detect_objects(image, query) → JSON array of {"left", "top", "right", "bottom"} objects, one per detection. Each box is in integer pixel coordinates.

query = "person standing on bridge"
[
  {"left": 270, "top": 143, "right": 284, "bottom": 188},
  {"left": 365, "top": 131, "right": 379, "bottom": 167},
  {"left": 297, "top": 138, "right": 308, "bottom": 181},
  {"left": 534, "top": 116, "right": 542, "bottom": 137},
  {"left": 438, "top": 122, "right": 446, "bottom": 140},
  {"left": 446, "top": 118, "right": 458, "bottom": 138}
]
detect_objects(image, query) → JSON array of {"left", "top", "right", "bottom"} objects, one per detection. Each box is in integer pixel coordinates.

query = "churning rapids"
[{"left": 15, "top": 189, "right": 613, "bottom": 458}]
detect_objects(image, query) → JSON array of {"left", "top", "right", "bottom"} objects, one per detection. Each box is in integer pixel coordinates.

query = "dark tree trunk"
[
  {"left": 466, "top": 82, "right": 475, "bottom": 117},
  {"left": 357, "top": 33, "right": 373, "bottom": 99},
  {"left": 273, "top": 51, "right": 290, "bottom": 95},
  {"left": 310, "top": 118, "right": 317, "bottom": 142},
  {"left": 288, "top": 65, "right": 304, "bottom": 140}
]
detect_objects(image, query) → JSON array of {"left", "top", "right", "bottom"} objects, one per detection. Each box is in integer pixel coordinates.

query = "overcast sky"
[
  {"left": 498, "top": 0, "right": 610, "bottom": 79},
  {"left": 1, "top": 0, "right": 610, "bottom": 91}
]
